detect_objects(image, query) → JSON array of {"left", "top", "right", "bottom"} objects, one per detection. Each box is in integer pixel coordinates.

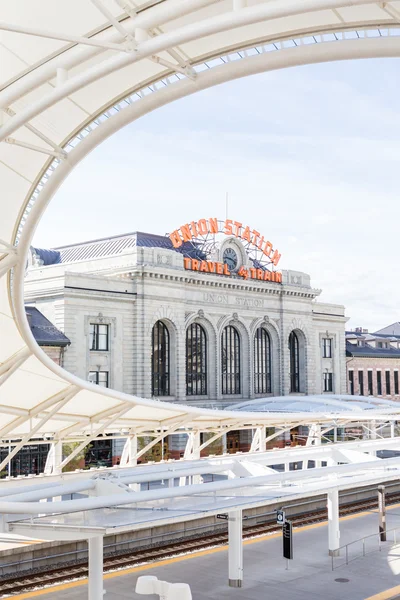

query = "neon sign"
[
  {"left": 169, "top": 217, "right": 281, "bottom": 266},
  {"left": 183, "top": 258, "right": 282, "bottom": 283}
]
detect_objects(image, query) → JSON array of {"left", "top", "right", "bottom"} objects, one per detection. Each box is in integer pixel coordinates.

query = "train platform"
[{"left": 10, "top": 504, "right": 400, "bottom": 600}]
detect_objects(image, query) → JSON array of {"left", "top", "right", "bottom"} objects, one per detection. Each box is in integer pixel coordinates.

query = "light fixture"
[{"left": 135, "top": 576, "right": 192, "bottom": 600}]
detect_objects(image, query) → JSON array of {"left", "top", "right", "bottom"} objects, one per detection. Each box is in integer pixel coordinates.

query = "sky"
[{"left": 33, "top": 57, "right": 400, "bottom": 333}]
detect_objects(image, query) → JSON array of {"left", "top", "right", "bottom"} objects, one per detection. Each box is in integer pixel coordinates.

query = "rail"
[{"left": 331, "top": 526, "right": 400, "bottom": 571}]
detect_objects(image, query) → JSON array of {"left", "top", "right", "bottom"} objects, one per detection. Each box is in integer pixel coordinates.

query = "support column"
[
  {"left": 228, "top": 510, "right": 243, "bottom": 588},
  {"left": 391, "top": 421, "right": 395, "bottom": 439},
  {"left": 257, "top": 426, "right": 266, "bottom": 453},
  {"left": 370, "top": 420, "right": 377, "bottom": 457},
  {"left": 44, "top": 441, "right": 62, "bottom": 476},
  {"left": 127, "top": 435, "right": 139, "bottom": 491},
  {"left": 54, "top": 441, "right": 62, "bottom": 475},
  {"left": 327, "top": 490, "right": 340, "bottom": 556},
  {"left": 314, "top": 424, "right": 322, "bottom": 469},
  {"left": 88, "top": 536, "right": 104, "bottom": 600},
  {"left": 127, "top": 434, "right": 138, "bottom": 467}
]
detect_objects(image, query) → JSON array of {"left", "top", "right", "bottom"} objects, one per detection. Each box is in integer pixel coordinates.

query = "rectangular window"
[
  {"left": 367, "top": 371, "right": 373, "bottom": 396},
  {"left": 377, "top": 342, "right": 383, "bottom": 348},
  {"left": 377, "top": 371, "right": 382, "bottom": 396},
  {"left": 323, "top": 372, "right": 333, "bottom": 392},
  {"left": 323, "top": 338, "right": 332, "bottom": 358},
  {"left": 88, "top": 371, "right": 109, "bottom": 387},
  {"left": 348, "top": 370, "right": 354, "bottom": 395},
  {"left": 358, "top": 371, "right": 364, "bottom": 396},
  {"left": 89, "top": 323, "right": 109, "bottom": 351},
  {"left": 386, "top": 371, "right": 391, "bottom": 396},
  {"left": 395, "top": 371, "right": 399, "bottom": 395}
]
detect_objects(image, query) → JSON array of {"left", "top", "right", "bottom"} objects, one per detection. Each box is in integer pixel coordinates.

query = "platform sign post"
[
  {"left": 378, "top": 485, "right": 386, "bottom": 542},
  {"left": 276, "top": 509, "right": 285, "bottom": 525},
  {"left": 283, "top": 520, "right": 293, "bottom": 569}
]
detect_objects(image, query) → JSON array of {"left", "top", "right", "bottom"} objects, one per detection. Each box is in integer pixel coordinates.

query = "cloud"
[{"left": 33, "top": 58, "right": 400, "bottom": 332}]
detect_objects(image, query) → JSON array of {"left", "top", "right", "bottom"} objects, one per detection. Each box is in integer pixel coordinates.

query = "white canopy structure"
[{"left": 1, "top": 0, "right": 400, "bottom": 454}]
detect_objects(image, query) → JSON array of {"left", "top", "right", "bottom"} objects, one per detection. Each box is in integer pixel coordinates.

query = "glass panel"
[
  {"left": 89, "top": 324, "right": 96, "bottom": 350},
  {"left": 186, "top": 323, "right": 207, "bottom": 396},
  {"left": 98, "top": 371, "right": 109, "bottom": 387},
  {"left": 89, "top": 323, "right": 109, "bottom": 351},
  {"left": 323, "top": 338, "right": 332, "bottom": 358},
  {"left": 368, "top": 371, "right": 373, "bottom": 395},
  {"left": 386, "top": 371, "right": 391, "bottom": 395},
  {"left": 289, "top": 332, "right": 299, "bottom": 393},
  {"left": 97, "top": 324, "right": 109, "bottom": 350},
  {"left": 349, "top": 371, "right": 354, "bottom": 395},
  {"left": 377, "top": 371, "right": 382, "bottom": 395},
  {"left": 221, "top": 326, "right": 240, "bottom": 395},
  {"left": 152, "top": 321, "right": 170, "bottom": 396},
  {"left": 88, "top": 371, "right": 97, "bottom": 384},
  {"left": 359, "top": 371, "right": 364, "bottom": 396},
  {"left": 254, "top": 328, "right": 271, "bottom": 394}
]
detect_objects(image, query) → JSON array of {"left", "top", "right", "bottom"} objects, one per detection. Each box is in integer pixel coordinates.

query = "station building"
[{"left": 25, "top": 218, "right": 347, "bottom": 460}]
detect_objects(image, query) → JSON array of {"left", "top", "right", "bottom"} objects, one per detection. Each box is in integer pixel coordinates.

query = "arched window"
[
  {"left": 289, "top": 331, "right": 300, "bottom": 393},
  {"left": 186, "top": 323, "right": 207, "bottom": 396},
  {"left": 151, "top": 321, "right": 170, "bottom": 396},
  {"left": 221, "top": 325, "right": 241, "bottom": 395},
  {"left": 254, "top": 328, "right": 271, "bottom": 394}
]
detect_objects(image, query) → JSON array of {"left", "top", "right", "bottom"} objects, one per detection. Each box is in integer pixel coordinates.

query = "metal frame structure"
[
  {"left": 0, "top": 0, "right": 400, "bottom": 477},
  {"left": 1, "top": 436, "right": 400, "bottom": 593}
]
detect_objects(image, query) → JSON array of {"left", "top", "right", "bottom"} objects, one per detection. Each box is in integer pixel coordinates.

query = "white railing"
[{"left": 332, "top": 526, "right": 400, "bottom": 570}]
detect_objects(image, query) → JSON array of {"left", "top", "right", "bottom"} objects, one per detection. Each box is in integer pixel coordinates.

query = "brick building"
[
  {"left": 346, "top": 324, "right": 400, "bottom": 399},
  {"left": 26, "top": 306, "right": 70, "bottom": 366}
]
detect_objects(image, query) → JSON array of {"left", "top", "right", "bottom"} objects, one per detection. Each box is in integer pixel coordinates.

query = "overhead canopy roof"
[
  {"left": 1, "top": 0, "right": 400, "bottom": 441},
  {"left": 231, "top": 394, "right": 400, "bottom": 413},
  {"left": 5, "top": 436, "right": 400, "bottom": 539}
]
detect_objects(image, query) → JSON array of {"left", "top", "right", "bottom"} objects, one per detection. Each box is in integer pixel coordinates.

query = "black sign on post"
[
  {"left": 283, "top": 520, "right": 293, "bottom": 560},
  {"left": 378, "top": 485, "right": 387, "bottom": 542},
  {"left": 217, "top": 513, "right": 229, "bottom": 520},
  {"left": 277, "top": 509, "right": 286, "bottom": 525}
]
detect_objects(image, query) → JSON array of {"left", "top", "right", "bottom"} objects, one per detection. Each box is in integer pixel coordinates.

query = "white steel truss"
[{"left": 0, "top": 0, "right": 400, "bottom": 459}]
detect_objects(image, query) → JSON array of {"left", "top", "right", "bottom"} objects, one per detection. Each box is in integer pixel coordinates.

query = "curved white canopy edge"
[{"left": 1, "top": 0, "right": 400, "bottom": 443}]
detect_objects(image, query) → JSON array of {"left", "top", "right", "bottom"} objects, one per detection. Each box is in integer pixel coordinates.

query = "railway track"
[{"left": 1, "top": 492, "right": 399, "bottom": 597}]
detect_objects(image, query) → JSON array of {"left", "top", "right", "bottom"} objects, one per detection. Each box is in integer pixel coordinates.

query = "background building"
[{"left": 346, "top": 325, "right": 400, "bottom": 399}]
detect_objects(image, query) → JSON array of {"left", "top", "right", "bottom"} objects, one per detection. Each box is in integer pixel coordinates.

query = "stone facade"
[{"left": 25, "top": 234, "right": 347, "bottom": 409}]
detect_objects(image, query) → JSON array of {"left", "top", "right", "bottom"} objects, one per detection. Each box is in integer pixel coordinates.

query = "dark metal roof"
[
  {"left": 32, "top": 247, "right": 61, "bottom": 266},
  {"left": 53, "top": 231, "right": 206, "bottom": 263},
  {"left": 26, "top": 307, "right": 70, "bottom": 347},
  {"left": 375, "top": 322, "right": 400, "bottom": 336},
  {"left": 346, "top": 340, "right": 400, "bottom": 359}
]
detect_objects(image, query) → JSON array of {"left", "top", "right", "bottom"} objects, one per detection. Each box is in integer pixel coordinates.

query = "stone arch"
[
  {"left": 185, "top": 312, "right": 217, "bottom": 400},
  {"left": 148, "top": 305, "right": 182, "bottom": 337},
  {"left": 251, "top": 316, "right": 280, "bottom": 397},
  {"left": 286, "top": 319, "right": 308, "bottom": 394},
  {"left": 217, "top": 314, "right": 250, "bottom": 401},
  {"left": 149, "top": 308, "right": 182, "bottom": 399}
]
